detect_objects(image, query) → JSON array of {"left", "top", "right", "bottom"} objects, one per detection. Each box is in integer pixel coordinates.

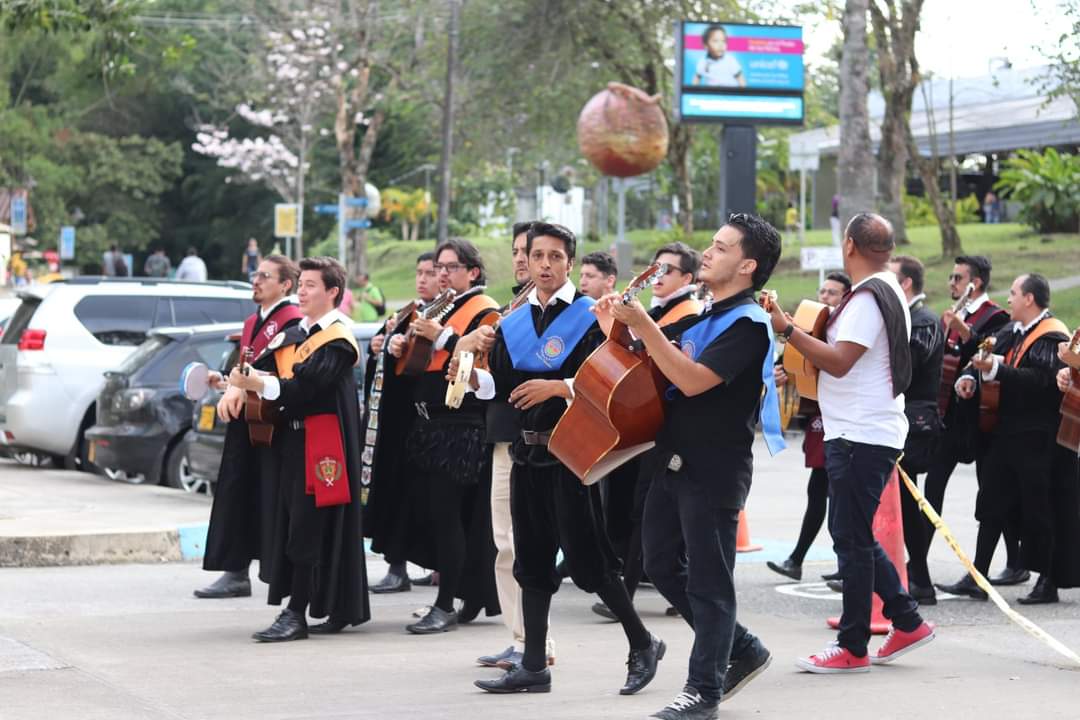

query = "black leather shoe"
[
  {"left": 411, "top": 571, "right": 438, "bottom": 586},
  {"left": 475, "top": 664, "right": 551, "bottom": 694},
  {"left": 821, "top": 570, "right": 842, "bottom": 581},
  {"left": 826, "top": 579, "right": 843, "bottom": 593},
  {"left": 252, "top": 609, "right": 308, "bottom": 642},
  {"left": 935, "top": 574, "right": 988, "bottom": 600},
  {"left": 766, "top": 558, "right": 803, "bottom": 582},
  {"left": 621, "top": 633, "right": 665, "bottom": 695},
  {"left": 722, "top": 639, "right": 771, "bottom": 702},
  {"left": 652, "top": 686, "right": 719, "bottom": 720},
  {"left": 407, "top": 606, "right": 458, "bottom": 634},
  {"left": 194, "top": 571, "right": 251, "bottom": 599},
  {"left": 371, "top": 572, "right": 411, "bottom": 594},
  {"left": 1017, "top": 575, "right": 1058, "bottom": 605},
  {"left": 989, "top": 567, "right": 1031, "bottom": 586},
  {"left": 909, "top": 582, "right": 937, "bottom": 606},
  {"left": 308, "top": 619, "right": 348, "bottom": 635},
  {"left": 592, "top": 602, "right": 618, "bottom": 621}
]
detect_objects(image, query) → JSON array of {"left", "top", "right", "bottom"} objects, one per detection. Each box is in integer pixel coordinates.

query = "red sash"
[
  {"left": 304, "top": 413, "right": 352, "bottom": 507},
  {"left": 243, "top": 303, "right": 303, "bottom": 359}
]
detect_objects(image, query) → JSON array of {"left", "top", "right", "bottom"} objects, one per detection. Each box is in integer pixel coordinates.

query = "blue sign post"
[
  {"left": 11, "top": 196, "right": 27, "bottom": 235},
  {"left": 59, "top": 226, "right": 76, "bottom": 261}
]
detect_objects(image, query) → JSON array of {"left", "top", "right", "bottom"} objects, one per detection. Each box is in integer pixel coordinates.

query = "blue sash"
[
  {"left": 672, "top": 302, "right": 786, "bottom": 457},
  {"left": 501, "top": 296, "right": 597, "bottom": 372}
]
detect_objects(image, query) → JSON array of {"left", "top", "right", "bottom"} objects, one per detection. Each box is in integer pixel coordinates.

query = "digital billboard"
[{"left": 675, "top": 21, "right": 805, "bottom": 125}]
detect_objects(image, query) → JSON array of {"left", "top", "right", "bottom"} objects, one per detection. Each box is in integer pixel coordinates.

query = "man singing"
[{"left": 767, "top": 213, "right": 935, "bottom": 673}]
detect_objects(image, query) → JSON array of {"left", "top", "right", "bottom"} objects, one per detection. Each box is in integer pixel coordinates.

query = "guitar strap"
[
  {"left": 1004, "top": 316, "right": 1070, "bottom": 368},
  {"left": 670, "top": 302, "right": 786, "bottom": 457},
  {"left": 425, "top": 293, "right": 500, "bottom": 372},
  {"left": 501, "top": 296, "right": 598, "bottom": 372}
]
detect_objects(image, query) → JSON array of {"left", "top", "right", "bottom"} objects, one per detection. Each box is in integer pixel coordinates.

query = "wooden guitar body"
[
  {"left": 782, "top": 299, "right": 830, "bottom": 401},
  {"left": 396, "top": 334, "right": 436, "bottom": 376},
  {"left": 978, "top": 380, "right": 1000, "bottom": 434},
  {"left": 1056, "top": 329, "right": 1080, "bottom": 452},
  {"left": 549, "top": 327, "right": 667, "bottom": 485},
  {"left": 938, "top": 354, "right": 961, "bottom": 416},
  {"left": 245, "top": 391, "right": 279, "bottom": 446}
]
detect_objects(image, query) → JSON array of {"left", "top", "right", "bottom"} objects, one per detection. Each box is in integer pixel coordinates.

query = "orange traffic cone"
[
  {"left": 827, "top": 467, "right": 908, "bottom": 635},
  {"left": 736, "top": 509, "right": 762, "bottom": 553}
]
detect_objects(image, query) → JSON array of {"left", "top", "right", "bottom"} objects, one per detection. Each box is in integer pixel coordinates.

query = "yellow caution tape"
[{"left": 897, "top": 460, "right": 1080, "bottom": 668}]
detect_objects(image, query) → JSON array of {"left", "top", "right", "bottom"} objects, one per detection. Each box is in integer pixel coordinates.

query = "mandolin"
[
  {"left": 394, "top": 288, "right": 457, "bottom": 376},
  {"left": 938, "top": 281, "right": 977, "bottom": 415},
  {"left": 445, "top": 280, "right": 535, "bottom": 409},
  {"left": 975, "top": 336, "right": 999, "bottom": 434},
  {"left": 548, "top": 262, "right": 668, "bottom": 485},
  {"left": 1056, "top": 328, "right": 1080, "bottom": 452},
  {"left": 241, "top": 348, "right": 278, "bottom": 447},
  {"left": 762, "top": 291, "right": 829, "bottom": 402}
]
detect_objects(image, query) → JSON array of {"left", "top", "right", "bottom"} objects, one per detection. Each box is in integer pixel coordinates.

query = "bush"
[{"left": 995, "top": 148, "right": 1080, "bottom": 233}]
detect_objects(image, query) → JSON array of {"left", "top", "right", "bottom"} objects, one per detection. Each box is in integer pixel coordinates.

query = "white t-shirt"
[
  {"left": 818, "top": 271, "right": 911, "bottom": 449},
  {"left": 175, "top": 256, "right": 208, "bottom": 282}
]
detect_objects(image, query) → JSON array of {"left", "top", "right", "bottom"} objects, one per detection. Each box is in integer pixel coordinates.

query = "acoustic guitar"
[
  {"left": 445, "top": 280, "right": 535, "bottom": 409},
  {"left": 765, "top": 294, "right": 829, "bottom": 402},
  {"left": 394, "top": 288, "right": 457, "bottom": 376},
  {"left": 937, "top": 281, "right": 977, "bottom": 415},
  {"left": 975, "top": 337, "right": 999, "bottom": 434},
  {"left": 1056, "top": 328, "right": 1080, "bottom": 452},
  {"left": 548, "top": 263, "right": 668, "bottom": 485},
  {"left": 241, "top": 348, "right": 278, "bottom": 447}
]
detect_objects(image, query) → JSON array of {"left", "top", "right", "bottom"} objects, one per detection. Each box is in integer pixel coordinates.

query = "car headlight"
[{"left": 114, "top": 388, "right": 155, "bottom": 414}]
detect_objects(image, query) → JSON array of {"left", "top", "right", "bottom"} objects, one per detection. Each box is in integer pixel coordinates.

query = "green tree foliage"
[{"left": 995, "top": 148, "right": 1080, "bottom": 233}]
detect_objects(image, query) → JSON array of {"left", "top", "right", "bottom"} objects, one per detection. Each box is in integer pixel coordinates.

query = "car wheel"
[
  {"left": 164, "top": 443, "right": 211, "bottom": 495},
  {"left": 13, "top": 451, "right": 49, "bottom": 467},
  {"left": 65, "top": 411, "right": 102, "bottom": 474}
]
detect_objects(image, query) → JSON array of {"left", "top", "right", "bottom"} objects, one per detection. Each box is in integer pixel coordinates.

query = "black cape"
[
  {"left": 264, "top": 321, "right": 370, "bottom": 626},
  {"left": 202, "top": 310, "right": 301, "bottom": 576}
]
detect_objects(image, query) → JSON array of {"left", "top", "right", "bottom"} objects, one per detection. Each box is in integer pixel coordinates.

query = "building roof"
[{"left": 790, "top": 65, "right": 1080, "bottom": 158}]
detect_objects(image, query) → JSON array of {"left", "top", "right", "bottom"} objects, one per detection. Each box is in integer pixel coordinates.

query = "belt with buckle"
[
  {"left": 667, "top": 453, "right": 683, "bottom": 472},
  {"left": 521, "top": 430, "right": 551, "bottom": 446}
]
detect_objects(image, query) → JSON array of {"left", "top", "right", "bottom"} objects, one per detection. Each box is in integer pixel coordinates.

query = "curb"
[{"left": 0, "top": 523, "right": 209, "bottom": 568}]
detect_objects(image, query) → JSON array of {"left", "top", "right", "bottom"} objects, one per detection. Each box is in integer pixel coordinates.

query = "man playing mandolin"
[{"left": 598, "top": 214, "right": 783, "bottom": 719}]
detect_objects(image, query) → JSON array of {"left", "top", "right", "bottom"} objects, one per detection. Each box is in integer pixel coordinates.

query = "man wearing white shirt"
[
  {"left": 175, "top": 247, "right": 208, "bottom": 281},
  {"left": 767, "top": 213, "right": 935, "bottom": 673}
]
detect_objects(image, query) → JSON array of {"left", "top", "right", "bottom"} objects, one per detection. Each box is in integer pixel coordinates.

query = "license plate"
[
  {"left": 88, "top": 440, "right": 96, "bottom": 464},
  {"left": 198, "top": 405, "right": 216, "bottom": 431}
]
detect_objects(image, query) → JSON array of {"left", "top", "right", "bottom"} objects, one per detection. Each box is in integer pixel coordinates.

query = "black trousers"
[
  {"left": 510, "top": 463, "right": 621, "bottom": 595},
  {"left": 642, "top": 463, "right": 758, "bottom": 703}
]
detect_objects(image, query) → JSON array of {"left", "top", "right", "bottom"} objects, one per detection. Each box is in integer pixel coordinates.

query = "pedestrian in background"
[
  {"left": 103, "top": 245, "right": 122, "bottom": 276},
  {"left": 241, "top": 238, "right": 262, "bottom": 278},
  {"left": 352, "top": 271, "right": 386, "bottom": 321},
  {"left": 176, "top": 247, "right": 208, "bottom": 282},
  {"left": 144, "top": 248, "right": 172, "bottom": 278}
]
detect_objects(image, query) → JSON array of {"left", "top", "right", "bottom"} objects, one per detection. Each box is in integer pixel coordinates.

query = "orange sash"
[
  {"left": 1004, "top": 317, "right": 1070, "bottom": 368},
  {"left": 425, "top": 293, "right": 499, "bottom": 372},
  {"left": 273, "top": 322, "right": 359, "bottom": 380},
  {"left": 658, "top": 297, "right": 703, "bottom": 327}
]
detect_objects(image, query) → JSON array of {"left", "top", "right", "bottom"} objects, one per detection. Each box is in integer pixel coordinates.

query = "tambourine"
[{"left": 180, "top": 362, "right": 211, "bottom": 401}]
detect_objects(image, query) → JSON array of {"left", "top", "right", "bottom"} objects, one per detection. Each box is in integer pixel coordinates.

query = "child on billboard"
[{"left": 692, "top": 25, "right": 746, "bottom": 88}]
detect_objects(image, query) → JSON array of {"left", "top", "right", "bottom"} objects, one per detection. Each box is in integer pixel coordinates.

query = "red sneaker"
[
  {"left": 871, "top": 622, "right": 936, "bottom": 665},
  {"left": 795, "top": 643, "right": 870, "bottom": 674}
]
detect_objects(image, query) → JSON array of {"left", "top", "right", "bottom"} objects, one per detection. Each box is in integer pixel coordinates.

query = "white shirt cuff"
[
  {"left": 259, "top": 375, "right": 281, "bottom": 401},
  {"left": 981, "top": 355, "right": 1001, "bottom": 382},
  {"left": 564, "top": 378, "right": 575, "bottom": 403},
  {"left": 473, "top": 368, "right": 496, "bottom": 400},
  {"left": 434, "top": 327, "right": 455, "bottom": 351}
]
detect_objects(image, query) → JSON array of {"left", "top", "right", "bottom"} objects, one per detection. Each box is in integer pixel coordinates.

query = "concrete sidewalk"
[{"left": 0, "top": 460, "right": 211, "bottom": 566}]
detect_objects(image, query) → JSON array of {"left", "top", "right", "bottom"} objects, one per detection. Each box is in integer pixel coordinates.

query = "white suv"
[{"left": 0, "top": 277, "right": 254, "bottom": 470}]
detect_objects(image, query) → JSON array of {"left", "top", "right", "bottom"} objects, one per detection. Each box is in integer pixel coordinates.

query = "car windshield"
[{"left": 117, "top": 335, "right": 172, "bottom": 375}]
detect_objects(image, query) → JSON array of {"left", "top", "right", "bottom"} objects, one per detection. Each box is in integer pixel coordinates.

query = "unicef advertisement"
[{"left": 676, "top": 21, "right": 805, "bottom": 125}]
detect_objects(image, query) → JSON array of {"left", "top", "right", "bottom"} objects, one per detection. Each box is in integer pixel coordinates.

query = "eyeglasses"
[
  {"left": 948, "top": 273, "right": 967, "bottom": 282},
  {"left": 249, "top": 271, "right": 275, "bottom": 281},
  {"left": 434, "top": 262, "right": 467, "bottom": 273}
]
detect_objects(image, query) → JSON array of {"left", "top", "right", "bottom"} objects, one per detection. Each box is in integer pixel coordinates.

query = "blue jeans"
[
  {"left": 825, "top": 439, "right": 921, "bottom": 657},
  {"left": 642, "top": 464, "right": 761, "bottom": 702}
]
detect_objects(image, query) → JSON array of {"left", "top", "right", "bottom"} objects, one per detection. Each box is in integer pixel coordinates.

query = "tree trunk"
[
  {"left": 908, "top": 132, "right": 962, "bottom": 257},
  {"left": 669, "top": 123, "right": 694, "bottom": 234},
  {"left": 877, "top": 107, "right": 910, "bottom": 243},
  {"left": 837, "top": 0, "right": 876, "bottom": 229},
  {"left": 348, "top": 108, "right": 385, "bottom": 276}
]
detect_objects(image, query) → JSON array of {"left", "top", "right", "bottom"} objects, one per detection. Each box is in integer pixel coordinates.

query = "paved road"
[{"left": 1, "top": 440, "right": 1078, "bottom": 719}]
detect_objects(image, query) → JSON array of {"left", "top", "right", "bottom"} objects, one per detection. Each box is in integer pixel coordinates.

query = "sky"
[{"left": 791, "top": 0, "right": 1073, "bottom": 79}]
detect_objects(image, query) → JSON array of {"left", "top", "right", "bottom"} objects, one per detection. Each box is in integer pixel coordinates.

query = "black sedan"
[
  {"left": 182, "top": 322, "right": 379, "bottom": 494},
  {"left": 86, "top": 323, "right": 240, "bottom": 490}
]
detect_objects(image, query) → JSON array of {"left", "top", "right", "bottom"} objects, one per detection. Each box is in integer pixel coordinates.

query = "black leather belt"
[
  {"left": 288, "top": 420, "right": 304, "bottom": 430},
  {"left": 521, "top": 430, "right": 551, "bottom": 446}
]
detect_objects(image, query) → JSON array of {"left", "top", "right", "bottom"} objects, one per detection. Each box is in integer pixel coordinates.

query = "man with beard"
[
  {"left": 195, "top": 255, "right": 302, "bottom": 599},
  {"left": 228, "top": 257, "right": 369, "bottom": 640},
  {"left": 388, "top": 238, "right": 501, "bottom": 634},
  {"left": 363, "top": 252, "right": 439, "bottom": 594}
]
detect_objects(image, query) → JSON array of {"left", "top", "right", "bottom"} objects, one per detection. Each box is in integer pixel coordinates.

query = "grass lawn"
[{"left": 368, "top": 222, "right": 1080, "bottom": 329}]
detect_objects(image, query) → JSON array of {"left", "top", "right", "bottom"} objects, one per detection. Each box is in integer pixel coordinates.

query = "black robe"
[
  {"left": 264, "top": 321, "right": 370, "bottom": 626},
  {"left": 202, "top": 310, "right": 301, "bottom": 576}
]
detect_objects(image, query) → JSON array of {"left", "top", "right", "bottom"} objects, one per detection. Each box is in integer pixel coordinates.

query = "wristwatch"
[{"left": 781, "top": 323, "right": 795, "bottom": 340}]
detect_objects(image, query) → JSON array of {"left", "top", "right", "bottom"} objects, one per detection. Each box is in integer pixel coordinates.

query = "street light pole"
[{"left": 435, "top": 0, "right": 460, "bottom": 244}]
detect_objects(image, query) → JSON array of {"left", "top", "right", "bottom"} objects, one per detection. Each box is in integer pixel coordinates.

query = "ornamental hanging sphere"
[{"left": 577, "top": 82, "right": 669, "bottom": 178}]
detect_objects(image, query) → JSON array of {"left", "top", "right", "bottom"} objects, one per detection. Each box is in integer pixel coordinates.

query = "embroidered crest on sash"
[{"left": 315, "top": 456, "right": 342, "bottom": 487}]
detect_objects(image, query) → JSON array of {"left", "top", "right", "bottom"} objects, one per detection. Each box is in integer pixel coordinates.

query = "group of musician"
[{"left": 193, "top": 210, "right": 1080, "bottom": 720}]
